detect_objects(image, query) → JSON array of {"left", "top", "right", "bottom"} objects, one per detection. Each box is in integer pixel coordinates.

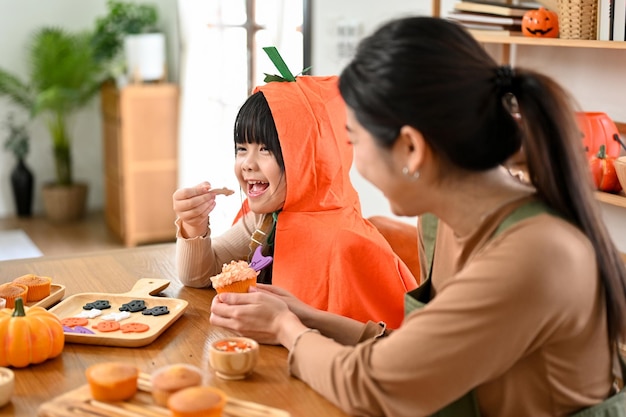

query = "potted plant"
[
  {"left": 2, "top": 113, "right": 33, "bottom": 217},
  {"left": 91, "top": 0, "right": 163, "bottom": 84},
  {"left": 0, "top": 27, "right": 106, "bottom": 221}
]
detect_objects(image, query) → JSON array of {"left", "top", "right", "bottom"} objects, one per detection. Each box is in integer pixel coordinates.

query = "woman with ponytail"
[{"left": 210, "top": 16, "right": 626, "bottom": 416}]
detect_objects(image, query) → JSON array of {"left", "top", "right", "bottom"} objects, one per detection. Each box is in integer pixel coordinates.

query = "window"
[{"left": 176, "top": 0, "right": 309, "bottom": 235}]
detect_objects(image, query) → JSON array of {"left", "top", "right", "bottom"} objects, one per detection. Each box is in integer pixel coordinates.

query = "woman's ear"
[{"left": 397, "top": 125, "right": 427, "bottom": 173}]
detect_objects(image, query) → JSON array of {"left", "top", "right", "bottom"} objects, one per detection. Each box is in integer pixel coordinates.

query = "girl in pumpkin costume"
[
  {"left": 173, "top": 68, "right": 417, "bottom": 328},
  {"left": 210, "top": 17, "right": 626, "bottom": 417}
]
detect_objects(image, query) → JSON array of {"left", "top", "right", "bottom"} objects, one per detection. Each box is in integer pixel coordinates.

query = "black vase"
[{"left": 10, "top": 158, "right": 34, "bottom": 217}]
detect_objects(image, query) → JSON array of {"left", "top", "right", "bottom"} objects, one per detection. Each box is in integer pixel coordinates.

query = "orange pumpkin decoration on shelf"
[
  {"left": 576, "top": 112, "right": 621, "bottom": 159},
  {"left": 589, "top": 145, "right": 623, "bottom": 193},
  {"left": 522, "top": 7, "right": 559, "bottom": 38},
  {"left": 0, "top": 297, "right": 65, "bottom": 368}
]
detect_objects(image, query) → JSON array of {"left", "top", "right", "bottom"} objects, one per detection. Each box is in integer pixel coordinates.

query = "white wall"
[
  {"left": 311, "top": 0, "right": 431, "bottom": 227},
  {"left": 504, "top": 45, "right": 626, "bottom": 251},
  {"left": 311, "top": 0, "right": 626, "bottom": 250},
  {"left": 0, "top": 0, "right": 179, "bottom": 218},
  {"left": 0, "top": 0, "right": 624, "bottom": 250}
]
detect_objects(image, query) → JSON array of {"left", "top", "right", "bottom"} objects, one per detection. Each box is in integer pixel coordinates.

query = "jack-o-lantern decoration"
[
  {"left": 522, "top": 7, "right": 559, "bottom": 38},
  {"left": 576, "top": 112, "right": 621, "bottom": 159}
]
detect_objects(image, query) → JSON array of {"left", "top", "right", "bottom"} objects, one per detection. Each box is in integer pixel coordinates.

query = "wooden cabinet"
[{"left": 100, "top": 82, "right": 179, "bottom": 246}]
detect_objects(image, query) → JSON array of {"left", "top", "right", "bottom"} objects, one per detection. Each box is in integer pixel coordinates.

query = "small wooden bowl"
[
  {"left": 208, "top": 337, "right": 259, "bottom": 380},
  {"left": 0, "top": 367, "right": 15, "bottom": 407}
]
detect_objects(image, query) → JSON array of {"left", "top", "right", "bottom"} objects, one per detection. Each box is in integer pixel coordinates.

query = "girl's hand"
[
  {"left": 172, "top": 181, "right": 216, "bottom": 238},
  {"left": 210, "top": 289, "right": 296, "bottom": 345}
]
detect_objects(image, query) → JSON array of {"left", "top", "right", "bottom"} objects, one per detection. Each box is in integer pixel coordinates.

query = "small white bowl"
[
  {"left": 0, "top": 298, "right": 6, "bottom": 310},
  {"left": 208, "top": 337, "right": 259, "bottom": 380},
  {"left": 0, "top": 367, "right": 15, "bottom": 408}
]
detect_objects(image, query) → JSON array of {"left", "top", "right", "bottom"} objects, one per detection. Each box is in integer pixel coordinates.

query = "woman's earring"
[{"left": 402, "top": 166, "right": 420, "bottom": 180}]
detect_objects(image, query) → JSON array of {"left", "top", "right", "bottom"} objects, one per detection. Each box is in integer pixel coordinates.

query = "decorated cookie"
[
  {"left": 76, "top": 309, "right": 102, "bottom": 319},
  {"left": 64, "top": 325, "right": 95, "bottom": 334},
  {"left": 120, "top": 323, "right": 150, "bottom": 333},
  {"left": 119, "top": 299, "right": 147, "bottom": 312},
  {"left": 142, "top": 306, "right": 170, "bottom": 316},
  {"left": 92, "top": 321, "right": 121, "bottom": 332},
  {"left": 61, "top": 317, "right": 89, "bottom": 327},
  {"left": 101, "top": 311, "right": 132, "bottom": 322},
  {"left": 83, "top": 300, "right": 111, "bottom": 310}
]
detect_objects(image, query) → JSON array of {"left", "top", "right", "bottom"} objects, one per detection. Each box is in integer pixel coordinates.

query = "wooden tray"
[
  {"left": 38, "top": 372, "right": 290, "bottom": 417},
  {"left": 48, "top": 279, "right": 187, "bottom": 347},
  {"left": 30, "top": 283, "right": 66, "bottom": 309}
]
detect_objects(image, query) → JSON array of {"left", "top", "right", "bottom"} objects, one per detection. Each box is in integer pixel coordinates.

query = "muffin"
[
  {"left": 0, "top": 283, "right": 28, "bottom": 309},
  {"left": 150, "top": 363, "right": 204, "bottom": 407},
  {"left": 167, "top": 386, "right": 226, "bottom": 417},
  {"left": 210, "top": 260, "right": 258, "bottom": 294},
  {"left": 86, "top": 362, "right": 139, "bottom": 401},
  {"left": 12, "top": 274, "right": 52, "bottom": 301}
]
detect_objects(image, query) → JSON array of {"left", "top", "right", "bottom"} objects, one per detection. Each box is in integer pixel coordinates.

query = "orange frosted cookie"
[
  {"left": 0, "top": 283, "right": 28, "bottom": 309},
  {"left": 86, "top": 362, "right": 139, "bottom": 401},
  {"left": 167, "top": 386, "right": 226, "bottom": 417},
  {"left": 210, "top": 260, "right": 258, "bottom": 294},
  {"left": 12, "top": 274, "right": 52, "bottom": 301}
]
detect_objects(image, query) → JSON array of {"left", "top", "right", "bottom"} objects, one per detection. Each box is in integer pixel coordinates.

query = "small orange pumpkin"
[
  {"left": 0, "top": 297, "right": 65, "bottom": 368},
  {"left": 522, "top": 7, "right": 559, "bottom": 38},
  {"left": 589, "top": 145, "right": 623, "bottom": 193}
]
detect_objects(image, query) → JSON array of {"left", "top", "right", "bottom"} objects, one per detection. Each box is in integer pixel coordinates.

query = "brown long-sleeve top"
[{"left": 289, "top": 197, "right": 614, "bottom": 416}]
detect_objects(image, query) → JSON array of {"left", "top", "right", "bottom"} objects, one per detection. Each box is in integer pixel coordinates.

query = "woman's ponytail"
[{"left": 515, "top": 69, "right": 626, "bottom": 343}]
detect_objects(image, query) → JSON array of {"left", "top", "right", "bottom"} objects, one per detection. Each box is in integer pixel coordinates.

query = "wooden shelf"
[
  {"left": 595, "top": 191, "right": 626, "bottom": 209},
  {"left": 470, "top": 33, "right": 626, "bottom": 50}
]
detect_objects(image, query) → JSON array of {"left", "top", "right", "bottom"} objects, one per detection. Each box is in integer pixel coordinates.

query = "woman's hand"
[
  {"left": 172, "top": 181, "right": 216, "bottom": 238},
  {"left": 210, "top": 288, "right": 299, "bottom": 345},
  {"left": 255, "top": 284, "right": 317, "bottom": 325}
]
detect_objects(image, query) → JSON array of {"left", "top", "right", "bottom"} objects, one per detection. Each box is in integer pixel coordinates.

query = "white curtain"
[{"left": 176, "top": 0, "right": 302, "bottom": 236}]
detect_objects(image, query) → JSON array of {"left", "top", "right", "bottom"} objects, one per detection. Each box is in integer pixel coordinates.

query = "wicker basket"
[{"left": 557, "top": 0, "right": 598, "bottom": 39}]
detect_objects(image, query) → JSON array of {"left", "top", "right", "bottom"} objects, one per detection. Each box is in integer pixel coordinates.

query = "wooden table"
[{"left": 0, "top": 244, "right": 349, "bottom": 417}]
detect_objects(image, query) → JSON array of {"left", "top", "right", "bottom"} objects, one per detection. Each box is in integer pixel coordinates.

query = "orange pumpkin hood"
[{"left": 232, "top": 76, "right": 417, "bottom": 327}]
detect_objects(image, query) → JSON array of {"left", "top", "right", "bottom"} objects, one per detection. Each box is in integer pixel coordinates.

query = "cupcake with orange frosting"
[
  {"left": 210, "top": 260, "right": 258, "bottom": 294},
  {"left": 12, "top": 274, "right": 52, "bottom": 302},
  {"left": 0, "top": 283, "right": 28, "bottom": 309}
]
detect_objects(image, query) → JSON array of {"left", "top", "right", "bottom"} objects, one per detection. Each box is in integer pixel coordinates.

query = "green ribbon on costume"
[
  {"left": 262, "top": 46, "right": 311, "bottom": 83},
  {"left": 265, "top": 210, "right": 280, "bottom": 248}
]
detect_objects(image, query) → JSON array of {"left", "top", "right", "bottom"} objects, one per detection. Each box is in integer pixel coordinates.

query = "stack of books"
[
  {"left": 448, "top": 0, "right": 541, "bottom": 36},
  {"left": 598, "top": 0, "right": 626, "bottom": 41}
]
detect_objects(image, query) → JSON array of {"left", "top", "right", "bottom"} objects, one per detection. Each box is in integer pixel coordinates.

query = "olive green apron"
[{"left": 404, "top": 201, "right": 626, "bottom": 417}]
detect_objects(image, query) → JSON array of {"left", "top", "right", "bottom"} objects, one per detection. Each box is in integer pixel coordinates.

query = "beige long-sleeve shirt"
[
  {"left": 175, "top": 212, "right": 261, "bottom": 288},
  {"left": 289, "top": 199, "right": 613, "bottom": 416}
]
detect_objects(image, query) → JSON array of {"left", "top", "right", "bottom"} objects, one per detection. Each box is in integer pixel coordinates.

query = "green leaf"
[
  {"left": 0, "top": 25, "right": 106, "bottom": 185},
  {"left": 297, "top": 66, "right": 312, "bottom": 76},
  {"left": 91, "top": 0, "right": 159, "bottom": 64},
  {"left": 263, "top": 73, "right": 290, "bottom": 83},
  {"left": 0, "top": 70, "right": 35, "bottom": 111},
  {"left": 262, "top": 46, "right": 296, "bottom": 82}
]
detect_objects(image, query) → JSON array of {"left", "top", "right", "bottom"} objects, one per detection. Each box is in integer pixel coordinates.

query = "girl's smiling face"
[{"left": 235, "top": 142, "right": 286, "bottom": 214}]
